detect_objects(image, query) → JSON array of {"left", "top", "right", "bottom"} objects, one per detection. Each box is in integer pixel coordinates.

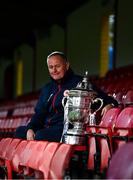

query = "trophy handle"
[
  {"left": 62, "top": 96, "right": 68, "bottom": 107},
  {"left": 92, "top": 98, "right": 103, "bottom": 112}
]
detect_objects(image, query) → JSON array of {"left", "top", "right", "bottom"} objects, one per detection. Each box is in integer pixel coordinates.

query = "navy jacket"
[
  {"left": 27, "top": 69, "right": 82, "bottom": 132},
  {"left": 27, "top": 69, "right": 118, "bottom": 132}
]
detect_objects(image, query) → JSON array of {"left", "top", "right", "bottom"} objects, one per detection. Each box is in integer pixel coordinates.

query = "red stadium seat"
[
  {"left": 113, "top": 91, "right": 124, "bottom": 108},
  {"left": 96, "top": 107, "right": 121, "bottom": 172},
  {"left": 37, "top": 142, "right": 60, "bottom": 179},
  {"left": 99, "top": 107, "right": 121, "bottom": 128},
  {"left": 0, "top": 119, "right": 7, "bottom": 137},
  {"left": 4, "top": 138, "right": 22, "bottom": 179},
  {"left": 16, "top": 141, "right": 60, "bottom": 179},
  {"left": 5, "top": 138, "right": 22, "bottom": 160},
  {"left": 123, "top": 89, "right": 133, "bottom": 107},
  {"left": 107, "top": 142, "right": 133, "bottom": 179},
  {"left": 21, "top": 140, "right": 49, "bottom": 176},
  {"left": 86, "top": 125, "right": 97, "bottom": 172},
  {"left": 0, "top": 138, "right": 13, "bottom": 162},
  {"left": 11, "top": 140, "right": 29, "bottom": 173},
  {"left": 15, "top": 140, "right": 37, "bottom": 175},
  {"left": 49, "top": 143, "right": 73, "bottom": 179},
  {"left": 86, "top": 107, "right": 121, "bottom": 173},
  {"left": 0, "top": 138, "right": 13, "bottom": 179},
  {"left": 112, "top": 107, "right": 133, "bottom": 152}
]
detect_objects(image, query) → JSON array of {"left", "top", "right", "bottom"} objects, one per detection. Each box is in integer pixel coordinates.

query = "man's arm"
[
  {"left": 91, "top": 83, "right": 118, "bottom": 116},
  {"left": 26, "top": 85, "right": 50, "bottom": 133}
]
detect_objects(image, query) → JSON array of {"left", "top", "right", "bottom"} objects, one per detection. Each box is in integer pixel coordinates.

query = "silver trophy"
[{"left": 61, "top": 71, "right": 103, "bottom": 145}]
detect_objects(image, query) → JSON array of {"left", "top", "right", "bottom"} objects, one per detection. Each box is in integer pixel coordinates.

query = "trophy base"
[{"left": 63, "top": 133, "right": 86, "bottom": 145}]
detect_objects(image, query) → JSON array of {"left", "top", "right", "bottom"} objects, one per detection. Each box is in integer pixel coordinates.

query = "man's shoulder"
[
  {"left": 72, "top": 73, "right": 83, "bottom": 81},
  {"left": 40, "top": 81, "right": 53, "bottom": 92},
  {"left": 64, "top": 73, "right": 82, "bottom": 88}
]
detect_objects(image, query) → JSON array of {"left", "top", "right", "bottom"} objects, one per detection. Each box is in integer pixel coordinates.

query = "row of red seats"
[
  {"left": 0, "top": 89, "right": 133, "bottom": 138},
  {"left": 93, "top": 64, "right": 133, "bottom": 95},
  {"left": 0, "top": 108, "right": 133, "bottom": 178},
  {"left": 0, "top": 106, "right": 34, "bottom": 138},
  {"left": 86, "top": 105, "right": 133, "bottom": 175},
  {"left": 0, "top": 91, "right": 39, "bottom": 118},
  {"left": 0, "top": 101, "right": 37, "bottom": 118},
  {"left": 1, "top": 107, "right": 131, "bottom": 178},
  {"left": 113, "top": 89, "right": 133, "bottom": 108},
  {"left": 0, "top": 116, "right": 30, "bottom": 138},
  {"left": 0, "top": 138, "right": 80, "bottom": 179},
  {"left": 98, "top": 77, "right": 133, "bottom": 95},
  {"left": 0, "top": 91, "right": 133, "bottom": 175},
  {"left": 105, "top": 64, "right": 133, "bottom": 80},
  {"left": 0, "top": 65, "right": 133, "bottom": 178},
  {"left": 0, "top": 96, "right": 37, "bottom": 138}
]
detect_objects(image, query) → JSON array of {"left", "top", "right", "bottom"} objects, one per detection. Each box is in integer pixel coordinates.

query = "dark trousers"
[{"left": 14, "top": 125, "right": 63, "bottom": 142}]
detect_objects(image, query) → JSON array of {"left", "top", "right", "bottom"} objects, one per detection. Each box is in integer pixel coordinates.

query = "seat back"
[
  {"left": 90, "top": 108, "right": 121, "bottom": 173},
  {"left": 114, "top": 107, "right": 133, "bottom": 128},
  {"left": 107, "top": 142, "right": 133, "bottom": 179},
  {"left": 123, "top": 90, "right": 133, "bottom": 107},
  {"left": 111, "top": 107, "right": 133, "bottom": 153},
  {"left": 0, "top": 138, "right": 13, "bottom": 159},
  {"left": 5, "top": 138, "right": 22, "bottom": 160},
  {"left": 99, "top": 107, "right": 121, "bottom": 128},
  {"left": 38, "top": 142, "right": 60, "bottom": 179},
  {"left": 113, "top": 92, "right": 124, "bottom": 108},
  {"left": 11, "top": 140, "right": 29, "bottom": 172},
  {"left": 25, "top": 140, "right": 49, "bottom": 170},
  {"left": 49, "top": 143, "right": 73, "bottom": 179}
]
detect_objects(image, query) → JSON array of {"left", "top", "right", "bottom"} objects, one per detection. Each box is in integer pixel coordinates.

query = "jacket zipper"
[
  {"left": 52, "top": 84, "right": 61, "bottom": 113},
  {"left": 47, "top": 84, "right": 61, "bottom": 127}
]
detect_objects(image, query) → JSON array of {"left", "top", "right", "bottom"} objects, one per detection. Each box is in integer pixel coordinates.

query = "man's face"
[{"left": 47, "top": 55, "right": 69, "bottom": 81}]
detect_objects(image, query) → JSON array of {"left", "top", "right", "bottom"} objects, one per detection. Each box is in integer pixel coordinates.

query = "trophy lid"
[
  {"left": 75, "top": 71, "right": 94, "bottom": 92},
  {"left": 68, "top": 71, "right": 98, "bottom": 97}
]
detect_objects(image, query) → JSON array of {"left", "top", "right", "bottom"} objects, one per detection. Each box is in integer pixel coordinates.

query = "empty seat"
[
  {"left": 123, "top": 89, "right": 133, "bottom": 107},
  {"left": 0, "top": 110, "right": 8, "bottom": 118},
  {"left": 11, "top": 140, "right": 29, "bottom": 173},
  {"left": 16, "top": 141, "right": 60, "bottom": 179},
  {"left": 0, "top": 138, "right": 13, "bottom": 161},
  {"left": 107, "top": 142, "right": 133, "bottom": 179},
  {"left": 113, "top": 91, "right": 124, "bottom": 108},
  {"left": 86, "top": 125, "right": 97, "bottom": 172},
  {"left": 86, "top": 107, "right": 121, "bottom": 173},
  {"left": 97, "top": 107, "right": 121, "bottom": 172},
  {"left": 99, "top": 107, "right": 121, "bottom": 128},
  {"left": 5, "top": 138, "right": 22, "bottom": 160},
  {"left": 21, "top": 140, "right": 49, "bottom": 176},
  {"left": 37, "top": 142, "right": 60, "bottom": 179},
  {"left": 49, "top": 143, "right": 73, "bottom": 179},
  {"left": 4, "top": 138, "right": 22, "bottom": 179},
  {"left": 112, "top": 107, "right": 133, "bottom": 152}
]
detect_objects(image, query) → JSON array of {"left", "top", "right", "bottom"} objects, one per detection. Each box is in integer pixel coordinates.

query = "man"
[{"left": 15, "top": 51, "right": 118, "bottom": 141}]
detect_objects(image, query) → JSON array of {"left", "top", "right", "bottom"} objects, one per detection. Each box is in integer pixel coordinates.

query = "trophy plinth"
[{"left": 63, "top": 121, "right": 87, "bottom": 145}]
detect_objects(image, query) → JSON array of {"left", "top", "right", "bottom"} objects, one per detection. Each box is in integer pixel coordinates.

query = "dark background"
[{"left": 0, "top": 0, "right": 90, "bottom": 58}]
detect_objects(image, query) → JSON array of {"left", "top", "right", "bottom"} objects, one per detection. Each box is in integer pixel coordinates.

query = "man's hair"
[{"left": 47, "top": 51, "right": 67, "bottom": 63}]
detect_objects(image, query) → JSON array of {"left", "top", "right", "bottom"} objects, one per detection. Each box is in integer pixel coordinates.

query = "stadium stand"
[{"left": 0, "top": 65, "right": 133, "bottom": 179}]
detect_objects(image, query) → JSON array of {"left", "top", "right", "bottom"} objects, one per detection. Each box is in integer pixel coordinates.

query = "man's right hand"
[{"left": 26, "top": 129, "right": 35, "bottom": 140}]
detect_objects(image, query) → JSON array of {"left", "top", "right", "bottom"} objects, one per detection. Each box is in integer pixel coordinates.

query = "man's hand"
[
  {"left": 26, "top": 129, "right": 35, "bottom": 140},
  {"left": 101, "top": 104, "right": 114, "bottom": 117},
  {"left": 63, "top": 90, "right": 69, "bottom": 97}
]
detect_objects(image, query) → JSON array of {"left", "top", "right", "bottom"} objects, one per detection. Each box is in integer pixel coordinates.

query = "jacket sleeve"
[
  {"left": 26, "top": 86, "right": 49, "bottom": 132},
  {"left": 92, "top": 83, "right": 118, "bottom": 107}
]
